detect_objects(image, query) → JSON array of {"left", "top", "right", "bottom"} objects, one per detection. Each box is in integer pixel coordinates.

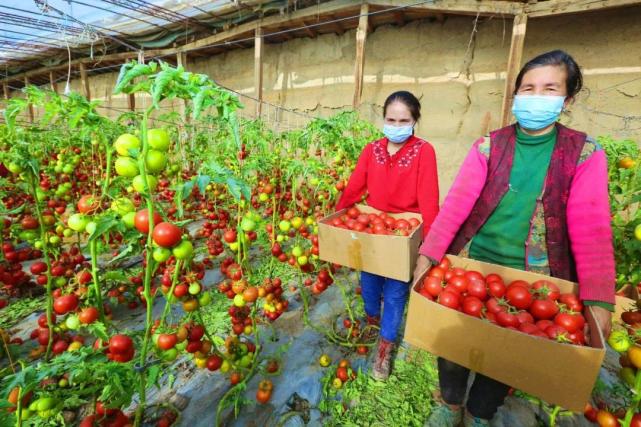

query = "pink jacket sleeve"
[
  {"left": 417, "top": 143, "right": 440, "bottom": 237},
  {"left": 419, "top": 138, "right": 488, "bottom": 261},
  {"left": 567, "top": 149, "right": 616, "bottom": 305}
]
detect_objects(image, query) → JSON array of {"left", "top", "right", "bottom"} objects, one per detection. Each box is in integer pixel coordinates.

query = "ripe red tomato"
[
  {"left": 207, "top": 355, "right": 223, "bottom": 371},
  {"left": 532, "top": 280, "right": 560, "bottom": 301},
  {"left": 109, "top": 334, "right": 134, "bottom": 355},
  {"left": 448, "top": 276, "right": 469, "bottom": 294},
  {"left": 488, "top": 280, "right": 506, "bottom": 298},
  {"left": 554, "top": 312, "right": 585, "bottom": 333},
  {"left": 506, "top": 286, "right": 533, "bottom": 310},
  {"left": 536, "top": 319, "right": 554, "bottom": 331},
  {"left": 356, "top": 214, "right": 370, "bottom": 226},
  {"left": 529, "top": 299, "right": 559, "bottom": 320},
  {"left": 467, "top": 279, "right": 488, "bottom": 300},
  {"left": 595, "top": 410, "right": 621, "bottom": 427},
  {"left": 394, "top": 219, "right": 411, "bottom": 230},
  {"left": 485, "top": 297, "right": 506, "bottom": 314},
  {"left": 559, "top": 293, "right": 583, "bottom": 312},
  {"left": 20, "top": 216, "right": 39, "bottom": 230},
  {"left": 515, "top": 310, "right": 534, "bottom": 325},
  {"left": 496, "top": 311, "right": 520, "bottom": 328},
  {"left": 485, "top": 273, "right": 503, "bottom": 284},
  {"left": 428, "top": 267, "right": 446, "bottom": 280},
  {"left": 438, "top": 291, "right": 460, "bottom": 309},
  {"left": 157, "top": 333, "right": 177, "bottom": 350},
  {"left": 346, "top": 207, "right": 360, "bottom": 219},
  {"left": 134, "top": 209, "right": 162, "bottom": 234},
  {"left": 462, "top": 296, "right": 484, "bottom": 318},
  {"left": 78, "top": 194, "right": 100, "bottom": 214},
  {"left": 79, "top": 307, "right": 99, "bottom": 324},
  {"left": 408, "top": 218, "right": 421, "bottom": 229},
  {"left": 223, "top": 229, "right": 237, "bottom": 243},
  {"left": 464, "top": 270, "right": 484, "bottom": 282},
  {"left": 152, "top": 222, "right": 182, "bottom": 248},
  {"left": 30, "top": 261, "right": 48, "bottom": 275},
  {"left": 53, "top": 294, "right": 79, "bottom": 315},
  {"left": 422, "top": 276, "right": 443, "bottom": 297},
  {"left": 545, "top": 325, "right": 569, "bottom": 341},
  {"left": 518, "top": 322, "right": 540, "bottom": 335},
  {"left": 336, "top": 366, "right": 349, "bottom": 382},
  {"left": 438, "top": 257, "right": 451, "bottom": 271}
]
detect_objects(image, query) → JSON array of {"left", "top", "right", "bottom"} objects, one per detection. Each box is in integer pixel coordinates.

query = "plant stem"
[
  {"left": 89, "top": 239, "right": 105, "bottom": 323},
  {"left": 159, "top": 259, "right": 182, "bottom": 329},
  {"left": 101, "top": 144, "right": 113, "bottom": 199},
  {"left": 134, "top": 106, "right": 157, "bottom": 427}
]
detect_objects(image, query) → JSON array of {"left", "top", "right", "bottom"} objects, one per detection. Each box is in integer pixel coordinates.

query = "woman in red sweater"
[{"left": 336, "top": 91, "right": 439, "bottom": 380}]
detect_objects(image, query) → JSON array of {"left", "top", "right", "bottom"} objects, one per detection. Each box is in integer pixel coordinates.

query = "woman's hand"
[
  {"left": 413, "top": 255, "right": 432, "bottom": 282},
  {"left": 584, "top": 305, "right": 612, "bottom": 348}
]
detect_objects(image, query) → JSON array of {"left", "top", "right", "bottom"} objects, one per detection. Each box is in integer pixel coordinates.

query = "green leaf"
[
  {"left": 89, "top": 215, "right": 121, "bottom": 242},
  {"left": 107, "top": 244, "right": 135, "bottom": 265},
  {"left": 86, "top": 322, "right": 109, "bottom": 341},
  {"left": 146, "top": 364, "right": 162, "bottom": 389}
]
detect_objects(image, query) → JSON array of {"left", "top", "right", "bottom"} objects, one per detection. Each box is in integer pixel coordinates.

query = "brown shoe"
[{"left": 371, "top": 338, "right": 394, "bottom": 381}]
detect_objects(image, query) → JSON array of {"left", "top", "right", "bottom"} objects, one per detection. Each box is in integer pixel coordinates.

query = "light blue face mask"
[
  {"left": 383, "top": 124, "right": 414, "bottom": 144},
  {"left": 512, "top": 95, "right": 565, "bottom": 131}
]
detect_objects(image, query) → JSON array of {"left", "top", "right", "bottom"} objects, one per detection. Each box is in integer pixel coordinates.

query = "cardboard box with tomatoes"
[
  {"left": 317, "top": 204, "right": 423, "bottom": 282},
  {"left": 404, "top": 255, "right": 632, "bottom": 412}
]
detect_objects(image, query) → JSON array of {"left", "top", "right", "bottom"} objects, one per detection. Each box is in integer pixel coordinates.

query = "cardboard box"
[
  {"left": 404, "top": 255, "right": 619, "bottom": 412},
  {"left": 318, "top": 204, "right": 422, "bottom": 282}
]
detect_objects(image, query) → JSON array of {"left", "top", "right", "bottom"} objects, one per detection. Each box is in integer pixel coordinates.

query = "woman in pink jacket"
[{"left": 418, "top": 50, "right": 615, "bottom": 427}]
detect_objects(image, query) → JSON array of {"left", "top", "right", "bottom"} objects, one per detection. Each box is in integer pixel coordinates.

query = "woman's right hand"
[{"left": 413, "top": 255, "right": 432, "bottom": 282}]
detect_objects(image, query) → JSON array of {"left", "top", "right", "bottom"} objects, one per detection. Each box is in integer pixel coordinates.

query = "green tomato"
[
  {"left": 65, "top": 314, "right": 80, "bottom": 330},
  {"left": 122, "top": 212, "right": 136, "bottom": 229},
  {"left": 153, "top": 247, "right": 171, "bottom": 263},
  {"left": 258, "top": 193, "right": 269, "bottom": 202},
  {"left": 54, "top": 164, "right": 63, "bottom": 174},
  {"left": 31, "top": 397, "right": 58, "bottom": 412},
  {"left": 115, "top": 157, "right": 139, "bottom": 178},
  {"left": 233, "top": 294, "right": 246, "bottom": 307},
  {"left": 19, "top": 230, "right": 37, "bottom": 241},
  {"left": 278, "top": 220, "right": 291, "bottom": 232},
  {"left": 608, "top": 330, "right": 631, "bottom": 353},
  {"left": 62, "top": 164, "right": 74, "bottom": 175},
  {"left": 68, "top": 213, "right": 89, "bottom": 232},
  {"left": 85, "top": 221, "right": 97, "bottom": 235},
  {"left": 276, "top": 234, "right": 285, "bottom": 243},
  {"left": 620, "top": 366, "right": 636, "bottom": 387},
  {"left": 188, "top": 282, "right": 201, "bottom": 295},
  {"left": 220, "top": 360, "right": 231, "bottom": 373},
  {"left": 63, "top": 228, "right": 73, "bottom": 238},
  {"left": 7, "top": 162, "right": 22, "bottom": 174},
  {"left": 175, "top": 340, "right": 187, "bottom": 352},
  {"left": 172, "top": 240, "right": 194, "bottom": 260},
  {"left": 55, "top": 277, "right": 67, "bottom": 287},
  {"left": 111, "top": 198, "right": 135, "bottom": 216},
  {"left": 114, "top": 133, "right": 141, "bottom": 156},
  {"left": 292, "top": 246, "right": 303, "bottom": 257},
  {"left": 49, "top": 235, "right": 61, "bottom": 245},
  {"left": 132, "top": 174, "right": 158, "bottom": 193},
  {"left": 228, "top": 242, "right": 239, "bottom": 252},
  {"left": 147, "top": 128, "right": 171, "bottom": 151},
  {"left": 198, "top": 292, "right": 212, "bottom": 307},
  {"left": 635, "top": 224, "right": 641, "bottom": 241},
  {"left": 162, "top": 348, "right": 178, "bottom": 362},
  {"left": 34, "top": 240, "right": 43, "bottom": 250},
  {"left": 297, "top": 255, "right": 308, "bottom": 266},
  {"left": 240, "top": 217, "right": 256, "bottom": 232},
  {"left": 145, "top": 150, "right": 168, "bottom": 174},
  {"left": 239, "top": 354, "right": 253, "bottom": 368},
  {"left": 310, "top": 177, "right": 320, "bottom": 186}
]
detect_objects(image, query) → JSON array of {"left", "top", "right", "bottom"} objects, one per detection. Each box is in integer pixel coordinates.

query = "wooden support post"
[
  {"left": 500, "top": 13, "right": 528, "bottom": 127},
  {"left": 254, "top": 26, "right": 264, "bottom": 117},
  {"left": 353, "top": 3, "right": 369, "bottom": 109},
  {"left": 2, "top": 83, "right": 8, "bottom": 100},
  {"left": 24, "top": 76, "right": 34, "bottom": 123},
  {"left": 79, "top": 62, "right": 91, "bottom": 100},
  {"left": 49, "top": 71, "right": 58, "bottom": 93}
]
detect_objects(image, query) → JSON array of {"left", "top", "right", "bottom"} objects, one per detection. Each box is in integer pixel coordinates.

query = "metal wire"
[{"left": 66, "top": 0, "right": 167, "bottom": 31}]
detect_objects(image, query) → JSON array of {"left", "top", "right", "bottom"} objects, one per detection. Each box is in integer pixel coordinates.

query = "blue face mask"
[
  {"left": 512, "top": 95, "right": 565, "bottom": 131},
  {"left": 383, "top": 124, "right": 414, "bottom": 144}
]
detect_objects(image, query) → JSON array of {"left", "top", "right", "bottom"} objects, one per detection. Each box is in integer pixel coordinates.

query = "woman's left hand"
[{"left": 584, "top": 305, "right": 612, "bottom": 348}]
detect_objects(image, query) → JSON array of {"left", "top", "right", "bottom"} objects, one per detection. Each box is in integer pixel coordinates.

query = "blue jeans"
[{"left": 360, "top": 272, "right": 410, "bottom": 342}]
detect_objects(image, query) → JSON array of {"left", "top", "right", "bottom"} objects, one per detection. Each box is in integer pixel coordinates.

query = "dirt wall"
[{"left": 8, "top": 5, "right": 641, "bottom": 194}]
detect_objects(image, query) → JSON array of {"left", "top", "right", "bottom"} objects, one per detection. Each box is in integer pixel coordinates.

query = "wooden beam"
[
  {"left": 527, "top": 0, "right": 641, "bottom": 17},
  {"left": 301, "top": 20, "right": 317, "bottom": 38},
  {"left": 366, "top": 0, "right": 523, "bottom": 16},
  {"left": 255, "top": 26, "right": 264, "bottom": 117},
  {"left": 24, "top": 76, "right": 34, "bottom": 123},
  {"left": 393, "top": 11, "right": 405, "bottom": 26},
  {"left": 353, "top": 4, "right": 369, "bottom": 109},
  {"left": 0, "top": 48, "right": 172, "bottom": 85},
  {"left": 500, "top": 14, "right": 528, "bottom": 127},
  {"left": 2, "top": 83, "right": 9, "bottom": 100},
  {"left": 49, "top": 71, "right": 58, "bottom": 93},
  {"left": 79, "top": 63, "right": 91, "bottom": 100}
]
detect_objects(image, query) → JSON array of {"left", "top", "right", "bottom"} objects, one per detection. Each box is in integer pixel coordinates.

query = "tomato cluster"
[
  {"left": 329, "top": 206, "right": 420, "bottom": 236},
  {"left": 329, "top": 359, "right": 357, "bottom": 390},
  {"left": 29, "top": 313, "right": 87, "bottom": 357},
  {"left": 419, "top": 257, "right": 587, "bottom": 345}
]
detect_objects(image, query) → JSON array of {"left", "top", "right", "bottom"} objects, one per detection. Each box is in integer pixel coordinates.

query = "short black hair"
[
  {"left": 514, "top": 50, "right": 583, "bottom": 98},
  {"left": 383, "top": 91, "right": 421, "bottom": 122}
]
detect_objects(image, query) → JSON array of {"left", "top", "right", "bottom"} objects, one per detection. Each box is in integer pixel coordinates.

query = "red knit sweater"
[{"left": 336, "top": 136, "right": 440, "bottom": 237}]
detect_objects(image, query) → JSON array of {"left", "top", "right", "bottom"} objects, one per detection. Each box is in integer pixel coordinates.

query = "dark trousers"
[{"left": 438, "top": 357, "right": 511, "bottom": 420}]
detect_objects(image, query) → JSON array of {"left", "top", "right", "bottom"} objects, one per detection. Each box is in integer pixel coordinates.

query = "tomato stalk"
[
  {"left": 88, "top": 239, "right": 106, "bottom": 323},
  {"left": 28, "top": 174, "right": 55, "bottom": 360},
  {"left": 159, "top": 259, "right": 183, "bottom": 329},
  {"left": 134, "top": 106, "right": 157, "bottom": 427},
  {"left": 100, "top": 143, "right": 113, "bottom": 200},
  {"left": 15, "top": 386, "right": 22, "bottom": 427}
]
